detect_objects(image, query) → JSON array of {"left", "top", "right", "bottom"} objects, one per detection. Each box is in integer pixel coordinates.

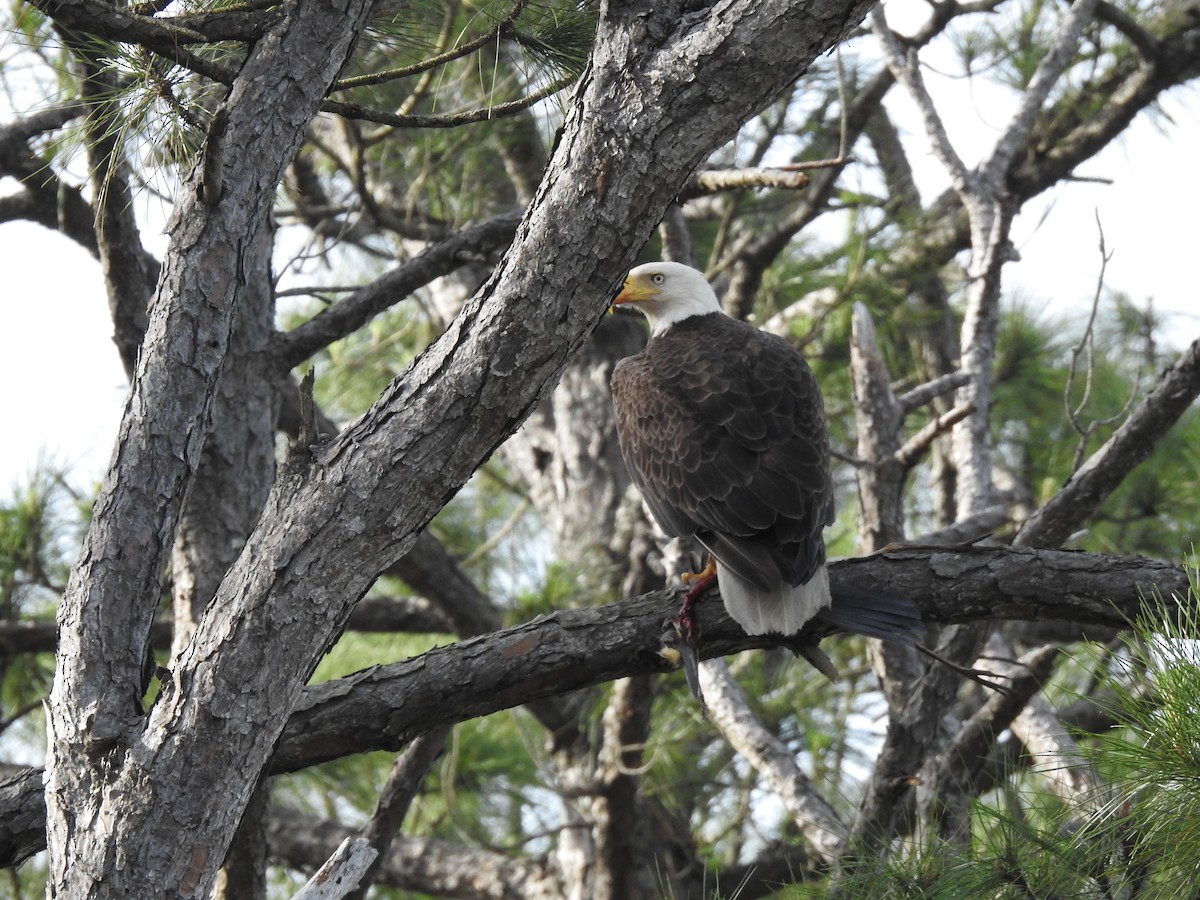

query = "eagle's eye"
[{"left": 651, "top": 273, "right": 665, "bottom": 285}]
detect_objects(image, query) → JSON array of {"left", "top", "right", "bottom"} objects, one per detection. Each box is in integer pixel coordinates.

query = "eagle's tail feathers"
[
  {"left": 816, "top": 582, "right": 924, "bottom": 645},
  {"left": 715, "top": 561, "right": 830, "bottom": 636}
]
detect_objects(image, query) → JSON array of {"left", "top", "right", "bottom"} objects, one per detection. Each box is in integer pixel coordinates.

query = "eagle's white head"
[{"left": 611, "top": 261, "right": 723, "bottom": 337}]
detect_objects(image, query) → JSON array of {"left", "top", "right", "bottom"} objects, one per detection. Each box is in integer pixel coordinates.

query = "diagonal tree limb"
[
  {"left": 344, "top": 724, "right": 453, "bottom": 900},
  {"left": 699, "top": 659, "right": 849, "bottom": 866},
  {"left": 384, "top": 530, "right": 505, "bottom": 636},
  {"left": 277, "top": 210, "right": 523, "bottom": 369},
  {"left": 29, "top": 0, "right": 243, "bottom": 83},
  {"left": 293, "top": 836, "right": 377, "bottom": 900},
  {"left": 1015, "top": 336, "right": 1200, "bottom": 548}
]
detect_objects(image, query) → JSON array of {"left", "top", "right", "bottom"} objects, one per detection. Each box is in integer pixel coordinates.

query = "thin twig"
[
  {"left": 1063, "top": 214, "right": 1142, "bottom": 473},
  {"left": 322, "top": 73, "right": 577, "bottom": 130},
  {"left": 332, "top": 1, "right": 529, "bottom": 92}
]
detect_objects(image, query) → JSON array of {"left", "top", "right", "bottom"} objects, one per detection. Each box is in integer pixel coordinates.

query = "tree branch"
[
  {"left": 293, "top": 837, "right": 377, "bottom": 900},
  {"left": 699, "top": 659, "right": 848, "bottom": 865},
  {"left": 267, "top": 806, "right": 560, "bottom": 900},
  {"left": 3, "top": 545, "right": 1192, "bottom": 869},
  {"left": 896, "top": 370, "right": 971, "bottom": 416},
  {"left": 273, "top": 546, "right": 1189, "bottom": 773},
  {"left": 345, "top": 725, "right": 452, "bottom": 900},
  {"left": 278, "top": 211, "right": 522, "bottom": 370},
  {"left": 1016, "top": 336, "right": 1200, "bottom": 548}
]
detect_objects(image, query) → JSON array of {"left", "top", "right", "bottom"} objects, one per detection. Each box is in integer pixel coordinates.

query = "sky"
[{"left": 1, "top": 14, "right": 1198, "bottom": 496}]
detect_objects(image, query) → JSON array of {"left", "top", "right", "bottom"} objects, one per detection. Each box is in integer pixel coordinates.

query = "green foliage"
[
  {"left": 1068, "top": 582, "right": 1200, "bottom": 895},
  {"left": 988, "top": 295, "right": 1200, "bottom": 556},
  {"left": 0, "top": 466, "right": 83, "bottom": 733}
]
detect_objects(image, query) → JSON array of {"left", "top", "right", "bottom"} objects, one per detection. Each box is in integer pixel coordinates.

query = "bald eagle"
[{"left": 611, "top": 262, "right": 920, "bottom": 659}]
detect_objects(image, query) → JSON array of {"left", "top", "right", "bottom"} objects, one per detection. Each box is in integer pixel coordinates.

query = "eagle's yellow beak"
[{"left": 610, "top": 273, "right": 662, "bottom": 312}]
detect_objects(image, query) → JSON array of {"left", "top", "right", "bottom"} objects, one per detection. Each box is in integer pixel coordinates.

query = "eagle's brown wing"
[{"left": 611, "top": 313, "right": 832, "bottom": 592}]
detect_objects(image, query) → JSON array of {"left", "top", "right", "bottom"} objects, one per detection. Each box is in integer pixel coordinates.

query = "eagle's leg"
[{"left": 674, "top": 556, "right": 718, "bottom": 647}]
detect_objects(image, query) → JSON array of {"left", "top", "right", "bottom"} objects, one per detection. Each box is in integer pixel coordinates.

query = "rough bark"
[
  {"left": 43, "top": 1, "right": 379, "bottom": 895},
  {"left": 12, "top": 2, "right": 1196, "bottom": 896},
  {"left": 169, "top": 223, "right": 278, "bottom": 658},
  {"left": 215, "top": 781, "right": 271, "bottom": 900}
]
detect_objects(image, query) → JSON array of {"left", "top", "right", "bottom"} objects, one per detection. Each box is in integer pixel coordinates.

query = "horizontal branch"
[
  {"left": 273, "top": 545, "right": 1187, "bottom": 772},
  {"left": 320, "top": 76, "right": 578, "bottom": 130},
  {"left": 677, "top": 166, "right": 813, "bottom": 201},
  {"left": 1, "top": 545, "right": 1188, "bottom": 867}
]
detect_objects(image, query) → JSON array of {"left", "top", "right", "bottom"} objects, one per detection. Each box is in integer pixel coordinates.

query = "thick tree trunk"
[
  {"left": 170, "top": 223, "right": 278, "bottom": 657},
  {"left": 43, "top": 2, "right": 378, "bottom": 895}
]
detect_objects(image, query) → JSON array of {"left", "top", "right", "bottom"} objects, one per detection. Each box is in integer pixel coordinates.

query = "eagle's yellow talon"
[{"left": 657, "top": 645, "right": 683, "bottom": 668}]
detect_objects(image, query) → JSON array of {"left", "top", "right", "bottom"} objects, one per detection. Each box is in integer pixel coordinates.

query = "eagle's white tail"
[{"left": 716, "top": 561, "right": 831, "bottom": 636}]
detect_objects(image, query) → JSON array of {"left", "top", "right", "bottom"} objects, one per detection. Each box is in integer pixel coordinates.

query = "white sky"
[{"left": 1, "top": 17, "right": 1198, "bottom": 494}]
